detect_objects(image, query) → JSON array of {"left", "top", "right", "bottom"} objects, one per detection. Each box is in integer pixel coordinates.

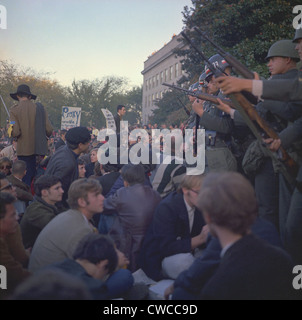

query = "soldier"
[
  {"left": 216, "top": 31, "right": 302, "bottom": 265},
  {"left": 216, "top": 39, "right": 301, "bottom": 236},
  {"left": 215, "top": 29, "right": 302, "bottom": 102},
  {"left": 185, "top": 82, "right": 199, "bottom": 130},
  {"left": 192, "top": 54, "right": 237, "bottom": 172}
]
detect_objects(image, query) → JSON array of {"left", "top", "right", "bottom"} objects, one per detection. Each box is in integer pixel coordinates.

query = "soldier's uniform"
[
  {"left": 199, "top": 55, "right": 237, "bottom": 172},
  {"left": 234, "top": 40, "right": 302, "bottom": 234},
  {"left": 252, "top": 30, "right": 302, "bottom": 264}
]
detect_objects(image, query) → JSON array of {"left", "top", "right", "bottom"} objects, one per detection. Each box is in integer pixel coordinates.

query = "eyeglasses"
[
  {"left": 0, "top": 165, "right": 12, "bottom": 170},
  {"left": 0, "top": 183, "right": 13, "bottom": 191}
]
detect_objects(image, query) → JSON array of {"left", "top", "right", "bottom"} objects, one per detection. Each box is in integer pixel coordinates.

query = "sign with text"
[
  {"left": 61, "top": 106, "right": 81, "bottom": 130},
  {"left": 101, "top": 108, "right": 116, "bottom": 131}
]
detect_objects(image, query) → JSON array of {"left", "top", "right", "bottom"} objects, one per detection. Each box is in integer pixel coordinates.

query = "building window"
[
  {"left": 160, "top": 71, "right": 164, "bottom": 84},
  {"left": 175, "top": 63, "right": 179, "bottom": 78},
  {"left": 165, "top": 69, "right": 168, "bottom": 82},
  {"left": 156, "top": 74, "right": 159, "bottom": 87},
  {"left": 170, "top": 66, "right": 173, "bottom": 80},
  {"left": 153, "top": 76, "right": 155, "bottom": 88}
]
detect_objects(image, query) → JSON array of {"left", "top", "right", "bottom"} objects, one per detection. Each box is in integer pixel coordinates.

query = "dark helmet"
[
  {"left": 204, "top": 54, "right": 230, "bottom": 80},
  {"left": 266, "top": 39, "right": 300, "bottom": 61},
  {"left": 293, "top": 28, "right": 302, "bottom": 43},
  {"left": 188, "top": 82, "right": 199, "bottom": 92},
  {"left": 199, "top": 72, "right": 208, "bottom": 88}
]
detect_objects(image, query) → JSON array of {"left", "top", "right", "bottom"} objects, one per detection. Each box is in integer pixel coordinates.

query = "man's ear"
[
  {"left": 41, "top": 189, "right": 49, "bottom": 198},
  {"left": 77, "top": 197, "right": 87, "bottom": 208}
]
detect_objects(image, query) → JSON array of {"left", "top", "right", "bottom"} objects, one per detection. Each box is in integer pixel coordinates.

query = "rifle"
[
  {"left": 194, "top": 27, "right": 255, "bottom": 79},
  {"left": 181, "top": 31, "right": 298, "bottom": 187},
  {"left": 163, "top": 82, "right": 235, "bottom": 108}
]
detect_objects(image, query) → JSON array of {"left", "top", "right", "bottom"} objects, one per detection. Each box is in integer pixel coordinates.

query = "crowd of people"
[{"left": 1, "top": 29, "right": 302, "bottom": 301}]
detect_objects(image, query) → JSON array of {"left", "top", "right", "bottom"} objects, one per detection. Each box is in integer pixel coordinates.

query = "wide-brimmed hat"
[{"left": 10, "top": 84, "right": 37, "bottom": 101}]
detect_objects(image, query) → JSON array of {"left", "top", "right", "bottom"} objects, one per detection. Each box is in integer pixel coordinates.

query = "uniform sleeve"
[
  {"left": 261, "top": 76, "right": 302, "bottom": 102},
  {"left": 200, "top": 111, "right": 234, "bottom": 134}
]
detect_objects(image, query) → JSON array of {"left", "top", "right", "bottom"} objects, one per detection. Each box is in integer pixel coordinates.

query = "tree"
[
  {"left": 0, "top": 60, "right": 65, "bottom": 128},
  {"left": 177, "top": 0, "right": 301, "bottom": 81},
  {"left": 0, "top": 60, "right": 143, "bottom": 130},
  {"left": 150, "top": 89, "right": 189, "bottom": 126},
  {"left": 123, "top": 86, "right": 143, "bottom": 125},
  {"left": 67, "top": 76, "right": 128, "bottom": 128}
]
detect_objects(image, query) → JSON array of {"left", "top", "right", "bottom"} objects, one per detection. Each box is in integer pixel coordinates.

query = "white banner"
[
  {"left": 101, "top": 108, "right": 116, "bottom": 131},
  {"left": 61, "top": 106, "right": 82, "bottom": 130}
]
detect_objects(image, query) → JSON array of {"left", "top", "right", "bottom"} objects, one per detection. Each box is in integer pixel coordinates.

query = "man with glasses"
[{"left": 139, "top": 174, "right": 208, "bottom": 281}]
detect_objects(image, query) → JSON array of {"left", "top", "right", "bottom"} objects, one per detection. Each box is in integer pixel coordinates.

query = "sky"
[{"left": 0, "top": 0, "right": 193, "bottom": 88}]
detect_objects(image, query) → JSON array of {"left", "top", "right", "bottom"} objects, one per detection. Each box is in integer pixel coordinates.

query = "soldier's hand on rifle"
[
  {"left": 192, "top": 99, "right": 204, "bottom": 117},
  {"left": 263, "top": 138, "right": 282, "bottom": 152},
  {"left": 215, "top": 76, "right": 252, "bottom": 94},
  {"left": 216, "top": 98, "right": 233, "bottom": 115}
]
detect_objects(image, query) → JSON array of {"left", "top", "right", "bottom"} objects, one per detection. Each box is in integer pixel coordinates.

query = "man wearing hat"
[
  {"left": 45, "top": 126, "right": 91, "bottom": 208},
  {"left": 9, "top": 84, "right": 53, "bottom": 186}
]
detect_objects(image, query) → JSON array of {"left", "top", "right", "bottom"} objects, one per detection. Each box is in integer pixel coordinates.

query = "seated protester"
[
  {"left": 198, "top": 172, "right": 295, "bottom": 300},
  {"left": 101, "top": 164, "right": 161, "bottom": 272},
  {"left": 0, "top": 176, "right": 30, "bottom": 271},
  {"left": 85, "top": 148, "right": 99, "bottom": 178},
  {"left": 167, "top": 217, "right": 283, "bottom": 300},
  {"left": 7, "top": 160, "right": 34, "bottom": 217},
  {"left": 10, "top": 269, "right": 92, "bottom": 300},
  {"left": 20, "top": 175, "right": 64, "bottom": 249},
  {"left": 151, "top": 134, "right": 187, "bottom": 198},
  {"left": 50, "top": 233, "right": 134, "bottom": 300},
  {"left": 54, "top": 129, "right": 67, "bottom": 151},
  {"left": 0, "top": 193, "right": 31, "bottom": 300},
  {"left": 138, "top": 174, "right": 208, "bottom": 281},
  {"left": 0, "top": 157, "right": 13, "bottom": 176},
  {"left": 96, "top": 163, "right": 120, "bottom": 197},
  {"left": 0, "top": 138, "right": 18, "bottom": 162},
  {"left": 44, "top": 126, "right": 91, "bottom": 208},
  {"left": 78, "top": 157, "right": 86, "bottom": 178},
  {"left": 28, "top": 179, "right": 104, "bottom": 273}
]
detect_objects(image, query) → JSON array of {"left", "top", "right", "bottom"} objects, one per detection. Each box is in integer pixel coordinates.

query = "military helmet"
[
  {"left": 293, "top": 28, "right": 302, "bottom": 43},
  {"left": 266, "top": 39, "right": 300, "bottom": 61},
  {"left": 204, "top": 54, "right": 230, "bottom": 80},
  {"left": 188, "top": 82, "right": 199, "bottom": 92},
  {"left": 199, "top": 72, "right": 208, "bottom": 88}
]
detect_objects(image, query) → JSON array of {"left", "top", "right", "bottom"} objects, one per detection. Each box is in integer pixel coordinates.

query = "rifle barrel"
[{"left": 162, "top": 83, "right": 234, "bottom": 108}]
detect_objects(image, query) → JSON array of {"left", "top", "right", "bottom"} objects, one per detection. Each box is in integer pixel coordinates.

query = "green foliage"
[
  {"left": 178, "top": 0, "right": 301, "bottom": 80},
  {"left": 150, "top": 90, "right": 189, "bottom": 126}
]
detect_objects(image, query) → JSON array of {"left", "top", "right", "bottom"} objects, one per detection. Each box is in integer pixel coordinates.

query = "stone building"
[{"left": 141, "top": 33, "right": 187, "bottom": 124}]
